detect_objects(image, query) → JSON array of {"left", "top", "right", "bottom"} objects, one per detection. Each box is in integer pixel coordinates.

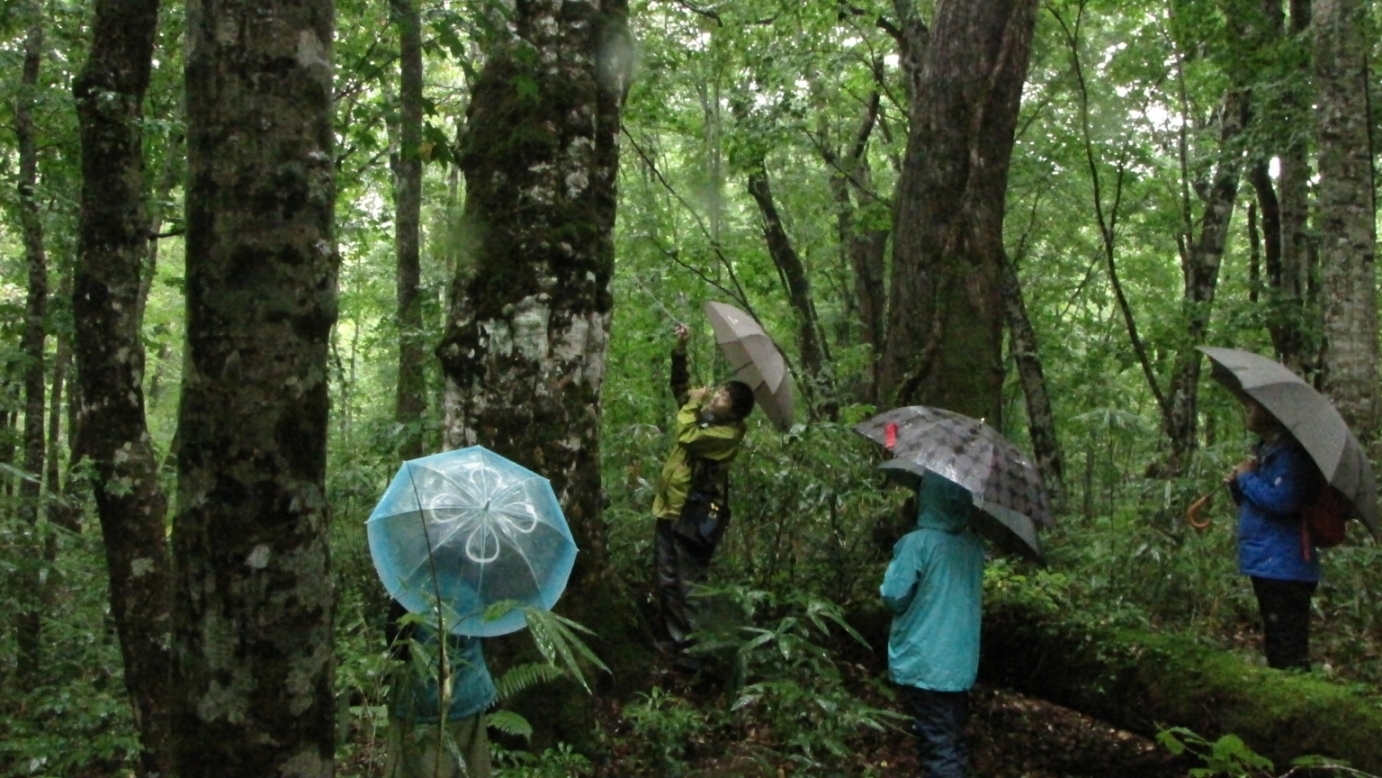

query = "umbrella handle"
[{"left": 1185, "top": 491, "right": 1215, "bottom": 530}]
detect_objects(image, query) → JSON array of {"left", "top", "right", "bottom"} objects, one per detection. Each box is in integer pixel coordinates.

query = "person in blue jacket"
[
  {"left": 385, "top": 599, "right": 496, "bottom": 778},
  {"left": 1226, "top": 398, "right": 1321, "bottom": 670},
  {"left": 880, "top": 470, "right": 986, "bottom": 778}
]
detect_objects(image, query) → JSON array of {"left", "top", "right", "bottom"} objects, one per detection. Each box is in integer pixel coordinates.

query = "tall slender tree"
[
  {"left": 1314, "top": 0, "right": 1378, "bottom": 438},
  {"left": 71, "top": 0, "right": 172, "bottom": 771},
  {"left": 172, "top": 0, "right": 338, "bottom": 772},
  {"left": 879, "top": 0, "right": 1039, "bottom": 423},
  {"left": 13, "top": 0, "right": 49, "bottom": 686},
  {"left": 391, "top": 0, "right": 427, "bottom": 460}
]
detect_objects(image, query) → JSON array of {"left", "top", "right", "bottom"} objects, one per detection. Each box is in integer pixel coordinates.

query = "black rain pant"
[
  {"left": 1251, "top": 576, "right": 1317, "bottom": 670},
  {"left": 654, "top": 517, "right": 716, "bottom": 647}
]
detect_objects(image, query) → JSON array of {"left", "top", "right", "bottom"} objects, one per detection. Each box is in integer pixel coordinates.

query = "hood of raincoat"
[{"left": 915, "top": 470, "right": 973, "bottom": 533}]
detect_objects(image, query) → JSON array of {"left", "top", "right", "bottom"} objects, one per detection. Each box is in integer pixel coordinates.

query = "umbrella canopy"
[
  {"left": 878, "top": 460, "right": 1044, "bottom": 563},
  {"left": 855, "top": 406, "right": 1053, "bottom": 559},
  {"left": 703, "top": 301, "right": 795, "bottom": 431},
  {"left": 1198, "top": 346, "right": 1378, "bottom": 536},
  {"left": 367, "top": 446, "right": 578, "bottom": 636}
]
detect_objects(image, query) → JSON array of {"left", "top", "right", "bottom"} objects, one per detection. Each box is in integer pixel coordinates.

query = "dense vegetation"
[{"left": 0, "top": 0, "right": 1379, "bottom": 775}]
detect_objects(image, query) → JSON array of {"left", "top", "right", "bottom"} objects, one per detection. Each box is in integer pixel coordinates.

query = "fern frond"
[
  {"left": 495, "top": 662, "right": 565, "bottom": 701},
  {"left": 484, "top": 709, "right": 533, "bottom": 740}
]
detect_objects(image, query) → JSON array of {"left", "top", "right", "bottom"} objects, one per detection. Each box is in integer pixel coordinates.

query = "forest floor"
[{"left": 586, "top": 657, "right": 1190, "bottom": 778}]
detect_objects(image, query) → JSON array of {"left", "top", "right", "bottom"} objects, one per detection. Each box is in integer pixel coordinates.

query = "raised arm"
[{"left": 671, "top": 323, "right": 690, "bottom": 407}]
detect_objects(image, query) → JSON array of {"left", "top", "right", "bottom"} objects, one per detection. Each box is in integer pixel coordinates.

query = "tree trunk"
[
  {"left": 879, "top": 0, "right": 1038, "bottom": 424},
  {"left": 437, "top": 0, "right": 631, "bottom": 748},
  {"left": 173, "top": 0, "right": 338, "bottom": 773},
  {"left": 1249, "top": 0, "right": 1314, "bottom": 373},
  {"left": 71, "top": 0, "right": 173, "bottom": 772},
  {"left": 745, "top": 160, "right": 826, "bottom": 385},
  {"left": 45, "top": 269, "right": 79, "bottom": 534},
  {"left": 1314, "top": 0, "right": 1379, "bottom": 440},
  {"left": 1161, "top": 88, "right": 1249, "bottom": 472},
  {"left": 821, "top": 90, "right": 888, "bottom": 404},
  {"left": 999, "top": 250, "right": 1065, "bottom": 508},
  {"left": 391, "top": 0, "right": 427, "bottom": 461},
  {"left": 14, "top": 4, "right": 48, "bottom": 687}
]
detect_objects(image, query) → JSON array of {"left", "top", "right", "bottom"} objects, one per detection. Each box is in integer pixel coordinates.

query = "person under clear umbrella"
[
  {"left": 1227, "top": 398, "right": 1322, "bottom": 670},
  {"left": 384, "top": 599, "right": 495, "bottom": 778},
  {"left": 651, "top": 323, "right": 755, "bottom": 655}
]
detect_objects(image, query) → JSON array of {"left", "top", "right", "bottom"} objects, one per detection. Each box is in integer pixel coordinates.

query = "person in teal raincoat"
[
  {"left": 385, "top": 600, "right": 496, "bottom": 778},
  {"left": 880, "top": 470, "right": 986, "bottom": 778}
]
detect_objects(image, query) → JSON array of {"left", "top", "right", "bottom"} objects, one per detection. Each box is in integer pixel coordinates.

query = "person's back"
[
  {"left": 880, "top": 471, "right": 985, "bottom": 777},
  {"left": 385, "top": 600, "right": 495, "bottom": 778}
]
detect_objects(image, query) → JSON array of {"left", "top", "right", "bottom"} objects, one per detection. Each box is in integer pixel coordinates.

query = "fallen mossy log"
[
  {"left": 847, "top": 575, "right": 1382, "bottom": 773},
  {"left": 979, "top": 600, "right": 1382, "bottom": 772}
]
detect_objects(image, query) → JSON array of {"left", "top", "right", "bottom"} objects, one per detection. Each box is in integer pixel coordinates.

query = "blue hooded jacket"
[
  {"left": 880, "top": 470, "right": 987, "bottom": 692},
  {"left": 1233, "top": 438, "right": 1320, "bottom": 583},
  {"left": 388, "top": 605, "right": 497, "bottom": 724}
]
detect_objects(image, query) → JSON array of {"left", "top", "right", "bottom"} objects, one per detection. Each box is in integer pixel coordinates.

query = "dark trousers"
[
  {"left": 899, "top": 685, "right": 970, "bottom": 778},
  {"left": 1251, "top": 576, "right": 1316, "bottom": 670},
  {"left": 654, "top": 517, "right": 716, "bottom": 646}
]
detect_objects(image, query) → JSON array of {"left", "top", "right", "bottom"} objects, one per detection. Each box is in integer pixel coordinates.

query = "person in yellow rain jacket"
[{"left": 652, "top": 324, "right": 755, "bottom": 652}]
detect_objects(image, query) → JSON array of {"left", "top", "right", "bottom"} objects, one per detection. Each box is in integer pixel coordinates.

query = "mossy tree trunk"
[
  {"left": 390, "top": 0, "right": 427, "bottom": 461},
  {"left": 437, "top": 0, "right": 632, "bottom": 749},
  {"left": 879, "top": 0, "right": 1038, "bottom": 423},
  {"left": 1314, "top": 0, "right": 1379, "bottom": 441},
  {"left": 71, "top": 0, "right": 173, "bottom": 770},
  {"left": 172, "top": 0, "right": 338, "bottom": 773}
]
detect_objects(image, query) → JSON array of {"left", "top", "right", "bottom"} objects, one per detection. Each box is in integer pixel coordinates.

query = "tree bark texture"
[
  {"left": 14, "top": 6, "right": 48, "bottom": 686},
  {"left": 999, "top": 251, "right": 1065, "bottom": 509},
  {"left": 879, "top": 0, "right": 1038, "bottom": 423},
  {"left": 438, "top": 0, "right": 631, "bottom": 746},
  {"left": 1314, "top": 0, "right": 1379, "bottom": 440},
  {"left": 174, "top": 0, "right": 338, "bottom": 774},
  {"left": 746, "top": 160, "right": 825, "bottom": 383},
  {"left": 391, "top": 0, "right": 427, "bottom": 461},
  {"left": 71, "top": 0, "right": 174, "bottom": 771},
  {"left": 1161, "top": 88, "right": 1249, "bottom": 472}
]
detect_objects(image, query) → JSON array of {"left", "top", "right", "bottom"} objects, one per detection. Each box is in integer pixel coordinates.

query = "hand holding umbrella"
[{"left": 1192, "top": 346, "right": 1379, "bottom": 540}]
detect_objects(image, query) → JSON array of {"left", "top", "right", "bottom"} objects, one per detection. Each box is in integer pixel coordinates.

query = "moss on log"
[
  {"left": 849, "top": 579, "right": 1382, "bottom": 772},
  {"left": 981, "top": 600, "right": 1382, "bottom": 772}
]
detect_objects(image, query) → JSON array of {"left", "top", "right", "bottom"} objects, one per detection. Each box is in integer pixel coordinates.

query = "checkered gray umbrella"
[{"left": 855, "top": 406, "right": 1054, "bottom": 535}]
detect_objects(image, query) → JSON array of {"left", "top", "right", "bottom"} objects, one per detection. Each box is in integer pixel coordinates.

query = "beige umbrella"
[{"left": 703, "top": 301, "right": 795, "bottom": 431}]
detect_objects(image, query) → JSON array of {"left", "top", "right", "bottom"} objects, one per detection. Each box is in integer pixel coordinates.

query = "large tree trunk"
[
  {"left": 1314, "top": 0, "right": 1379, "bottom": 440},
  {"left": 14, "top": 4, "right": 48, "bottom": 687},
  {"left": 437, "top": 0, "right": 631, "bottom": 748},
  {"left": 879, "top": 0, "right": 1038, "bottom": 424},
  {"left": 391, "top": 0, "right": 427, "bottom": 461},
  {"left": 173, "top": 0, "right": 338, "bottom": 773},
  {"left": 71, "top": 0, "right": 174, "bottom": 772}
]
